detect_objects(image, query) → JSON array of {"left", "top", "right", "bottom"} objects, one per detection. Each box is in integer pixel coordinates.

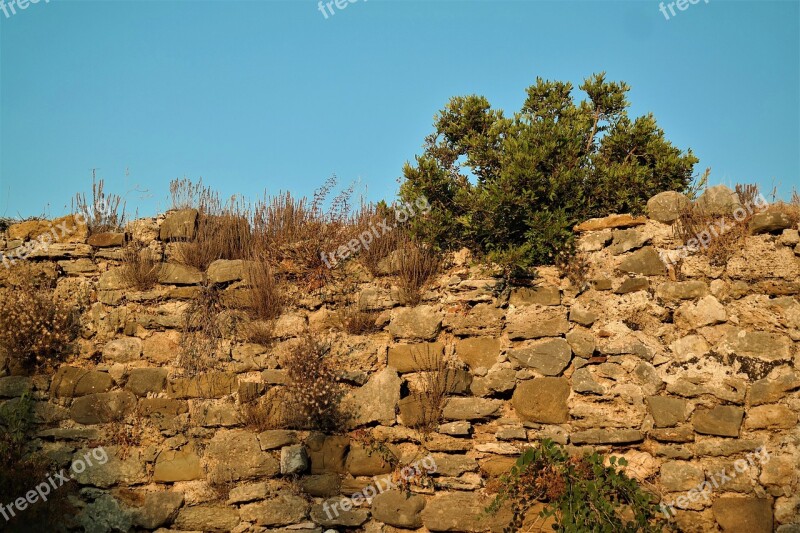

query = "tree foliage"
[{"left": 400, "top": 73, "right": 698, "bottom": 270}]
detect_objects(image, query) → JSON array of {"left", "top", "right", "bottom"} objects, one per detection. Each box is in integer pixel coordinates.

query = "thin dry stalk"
[
  {"left": 73, "top": 175, "right": 126, "bottom": 234},
  {"left": 339, "top": 303, "right": 382, "bottom": 335},
  {"left": 179, "top": 285, "right": 227, "bottom": 375},
  {"left": 397, "top": 235, "right": 440, "bottom": 305},
  {"left": 410, "top": 344, "right": 458, "bottom": 437},
  {"left": 357, "top": 203, "right": 404, "bottom": 276}
]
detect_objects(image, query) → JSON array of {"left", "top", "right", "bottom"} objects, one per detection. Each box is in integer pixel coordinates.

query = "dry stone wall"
[{"left": 0, "top": 188, "right": 799, "bottom": 533}]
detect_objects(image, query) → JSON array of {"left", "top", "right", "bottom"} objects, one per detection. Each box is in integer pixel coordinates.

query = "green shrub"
[
  {"left": 487, "top": 439, "right": 664, "bottom": 533},
  {"left": 400, "top": 73, "right": 698, "bottom": 272}
]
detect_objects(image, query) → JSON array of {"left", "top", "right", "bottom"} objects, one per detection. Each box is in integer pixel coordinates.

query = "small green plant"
[{"left": 487, "top": 439, "right": 664, "bottom": 533}]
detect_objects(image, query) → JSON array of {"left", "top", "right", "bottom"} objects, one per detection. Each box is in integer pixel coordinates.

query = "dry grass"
[
  {"left": 409, "top": 344, "right": 459, "bottom": 438},
  {"left": 179, "top": 285, "right": 227, "bottom": 375},
  {"left": 73, "top": 176, "right": 126, "bottom": 234},
  {"left": 240, "top": 389, "right": 286, "bottom": 431},
  {"left": 356, "top": 203, "right": 405, "bottom": 276},
  {"left": 0, "top": 267, "right": 79, "bottom": 372},
  {"left": 120, "top": 242, "right": 161, "bottom": 290},
  {"left": 397, "top": 235, "right": 440, "bottom": 305},
  {"left": 282, "top": 335, "right": 349, "bottom": 432},
  {"left": 556, "top": 250, "right": 590, "bottom": 291},
  {"left": 251, "top": 177, "right": 363, "bottom": 290},
  {"left": 338, "top": 303, "right": 382, "bottom": 335}
]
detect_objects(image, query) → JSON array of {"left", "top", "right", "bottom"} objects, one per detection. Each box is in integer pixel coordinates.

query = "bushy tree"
[{"left": 400, "top": 73, "right": 698, "bottom": 270}]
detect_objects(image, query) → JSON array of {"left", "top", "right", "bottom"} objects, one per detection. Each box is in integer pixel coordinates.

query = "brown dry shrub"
[
  {"left": 120, "top": 242, "right": 161, "bottom": 291},
  {"left": 674, "top": 183, "right": 760, "bottom": 266},
  {"left": 356, "top": 203, "right": 405, "bottom": 276},
  {"left": 282, "top": 335, "right": 349, "bottom": 432},
  {"left": 556, "top": 250, "right": 589, "bottom": 291},
  {"left": 240, "top": 388, "right": 286, "bottom": 431},
  {"left": 0, "top": 268, "right": 79, "bottom": 372},
  {"left": 251, "top": 177, "right": 363, "bottom": 290},
  {"left": 397, "top": 235, "right": 440, "bottom": 305},
  {"left": 338, "top": 304, "right": 382, "bottom": 335}
]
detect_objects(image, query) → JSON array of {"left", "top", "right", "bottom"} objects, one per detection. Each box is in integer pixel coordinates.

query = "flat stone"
[
  {"left": 572, "top": 367, "right": 604, "bottom": 394},
  {"left": 345, "top": 444, "right": 394, "bottom": 476},
  {"left": 566, "top": 328, "right": 595, "bottom": 357},
  {"left": 574, "top": 214, "right": 647, "bottom": 232},
  {"left": 512, "top": 378, "right": 570, "bottom": 423},
  {"left": 87, "top": 232, "right": 125, "bottom": 247},
  {"left": 227, "top": 482, "right": 270, "bottom": 504},
  {"left": 387, "top": 305, "right": 442, "bottom": 340},
  {"left": 239, "top": 494, "right": 309, "bottom": 526},
  {"left": 372, "top": 490, "right": 426, "bottom": 529},
  {"left": 750, "top": 369, "right": 800, "bottom": 405},
  {"left": 470, "top": 367, "right": 516, "bottom": 396},
  {"left": 205, "top": 429, "right": 281, "bottom": 482},
  {"left": 310, "top": 499, "right": 369, "bottom": 527},
  {"left": 442, "top": 397, "right": 503, "bottom": 420},
  {"left": 443, "top": 302, "right": 504, "bottom": 336},
  {"left": 102, "top": 337, "right": 143, "bottom": 363},
  {"left": 300, "top": 473, "right": 341, "bottom": 497},
  {"left": 307, "top": 434, "right": 349, "bottom": 474},
  {"left": 676, "top": 295, "right": 726, "bottom": 329},
  {"left": 138, "top": 398, "right": 188, "bottom": 418},
  {"left": 71, "top": 446, "right": 145, "bottom": 487},
  {"left": 647, "top": 191, "right": 691, "bottom": 223},
  {"left": 0, "top": 376, "right": 31, "bottom": 398},
  {"left": 174, "top": 505, "right": 240, "bottom": 532},
  {"left": 70, "top": 391, "right": 136, "bottom": 424},
  {"left": 614, "top": 277, "right": 650, "bottom": 294},
  {"left": 568, "top": 305, "right": 597, "bottom": 326},
  {"left": 154, "top": 447, "right": 204, "bottom": 482},
  {"left": 455, "top": 337, "right": 501, "bottom": 369},
  {"left": 126, "top": 368, "right": 167, "bottom": 396},
  {"left": 656, "top": 281, "right": 709, "bottom": 301},
  {"left": 744, "top": 404, "right": 798, "bottom": 429},
  {"left": 343, "top": 368, "right": 401, "bottom": 426},
  {"left": 131, "top": 491, "right": 184, "bottom": 529},
  {"left": 387, "top": 342, "right": 444, "bottom": 373},
  {"left": 438, "top": 421, "right": 471, "bottom": 436},
  {"left": 160, "top": 209, "right": 198, "bottom": 241},
  {"left": 509, "top": 285, "right": 561, "bottom": 306},
  {"left": 618, "top": 246, "right": 665, "bottom": 276},
  {"left": 158, "top": 263, "right": 203, "bottom": 285},
  {"left": 660, "top": 461, "right": 705, "bottom": 492},
  {"left": 609, "top": 229, "right": 651, "bottom": 255},
  {"left": 168, "top": 372, "right": 237, "bottom": 398},
  {"left": 506, "top": 306, "right": 568, "bottom": 340},
  {"left": 50, "top": 366, "right": 114, "bottom": 398},
  {"left": 750, "top": 211, "right": 792, "bottom": 234},
  {"left": 579, "top": 229, "right": 613, "bottom": 252},
  {"left": 712, "top": 497, "right": 773, "bottom": 533},
  {"left": 421, "top": 492, "right": 491, "bottom": 532},
  {"left": 726, "top": 330, "right": 793, "bottom": 362},
  {"left": 646, "top": 396, "right": 688, "bottom": 427},
  {"left": 693, "top": 406, "right": 744, "bottom": 437},
  {"left": 258, "top": 430, "right": 298, "bottom": 450},
  {"left": 508, "top": 338, "right": 572, "bottom": 376},
  {"left": 570, "top": 429, "right": 644, "bottom": 445},
  {"left": 649, "top": 427, "right": 695, "bottom": 443},
  {"left": 207, "top": 259, "right": 247, "bottom": 283}
]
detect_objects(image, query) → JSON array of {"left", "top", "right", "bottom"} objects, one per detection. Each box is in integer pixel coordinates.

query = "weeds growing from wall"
[
  {"left": 397, "top": 235, "right": 440, "bottom": 305},
  {"left": 179, "top": 284, "right": 227, "bottom": 375},
  {"left": 282, "top": 335, "right": 349, "bottom": 432},
  {"left": 73, "top": 176, "right": 126, "bottom": 234},
  {"left": 487, "top": 439, "right": 664, "bottom": 533},
  {"left": 409, "top": 344, "right": 458, "bottom": 438},
  {"left": 120, "top": 242, "right": 161, "bottom": 291},
  {"left": 0, "top": 267, "right": 79, "bottom": 372}
]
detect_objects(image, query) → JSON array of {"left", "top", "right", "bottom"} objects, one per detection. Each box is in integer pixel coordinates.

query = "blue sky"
[{"left": 0, "top": 0, "right": 798, "bottom": 218}]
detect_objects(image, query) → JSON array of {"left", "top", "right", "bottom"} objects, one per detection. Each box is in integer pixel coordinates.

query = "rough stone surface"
[
  {"left": 512, "top": 378, "right": 570, "bottom": 423},
  {"left": 712, "top": 497, "right": 773, "bottom": 533},
  {"left": 160, "top": 209, "right": 198, "bottom": 241},
  {"left": 506, "top": 306, "right": 569, "bottom": 340},
  {"left": 508, "top": 338, "right": 572, "bottom": 376},
  {"left": 455, "top": 337, "right": 501, "bottom": 369},
  {"left": 693, "top": 406, "right": 745, "bottom": 437},
  {"left": 387, "top": 305, "right": 442, "bottom": 340},
  {"left": 695, "top": 185, "right": 742, "bottom": 216},
  {"left": 204, "top": 430, "right": 280, "bottom": 481},
  {"left": 647, "top": 191, "right": 691, "bottom": 223},
  {"left": 618, "top": 246, "right": 666, "bottom": 276},
  {"left": 372, "top": 490, "right": 426, "bottom": 528}
]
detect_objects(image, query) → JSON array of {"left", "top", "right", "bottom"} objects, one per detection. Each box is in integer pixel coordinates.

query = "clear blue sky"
[{"left": 1, "top": 0, "right": 798, "bottom": 218}]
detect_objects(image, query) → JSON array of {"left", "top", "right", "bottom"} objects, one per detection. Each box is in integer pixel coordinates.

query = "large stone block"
[
  {"left": 693, "top": 406, "right": 744, "bottom": 437},
  {"left": 174, "top": 505, "right": 240, "bottom": 532},
  {"left": 125, "top": 368, "right": 168, "bottom": 396},
  {"left": 239, "top": 494, "right": 308, "bottom": 526},
  {"left": 647, "top": 191, "right": 691, "bottom": 224},
  {"left": 204, "top": 429, "right": 280, "bottom": 482},
  {"left": 506, "top": 306, "right": 568, "bottom": 340},
  {"left": 443, "top": 302, "right": 505, "bottom": 336},
  {"left": 442, "top": 397, "right": 503, "bottom": 420},
  {"left": 421, "top": 492, "right": 491, "bottom": 532},
  {"left": 455, "top": 337, "right": 501, "bottom": 369},
  {"left": 512, "top": 378, "right": 570, "bottom": 424},
  {"left": 388, "top": 342, "right": 445, "bottom": 373},
  {"left": 343, "top": 368, "right": 400, "bottom": 426},
  {"left": 154, "top": 447, "right": 204, "bottom": 482},
  {"left": 617, "top": 246, "right": 665, "bottom": 276},
  {"left": 387, "top": 305, "right": 443, "bottom": 340},
  {"left": 646, "top": 396, "right": 688, "bottom": 427},
  {"left": 508, "top": 338, "right": 572, "bottom": 376},
  {"left": 102, "top": 337, "right": 143, "bottom": 363},
  {"left": 159, "top": 209, "right": 198, "bottom": 241},
  {"left": 372, "top": 490, "right": 426, "bottom": 529},
  {"left": 712, "top": 497, "right": 773, "bottom": 533},
  {"left": 70, "top": 391, "right": 136, "bottom": 424},
  {"left": 51, "top": 366, "right": 113, "bottom": 398}
]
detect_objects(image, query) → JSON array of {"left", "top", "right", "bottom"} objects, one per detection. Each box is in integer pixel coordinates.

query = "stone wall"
[{"left": 0, "top": 187, "right": 798, "bottom": 532}]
